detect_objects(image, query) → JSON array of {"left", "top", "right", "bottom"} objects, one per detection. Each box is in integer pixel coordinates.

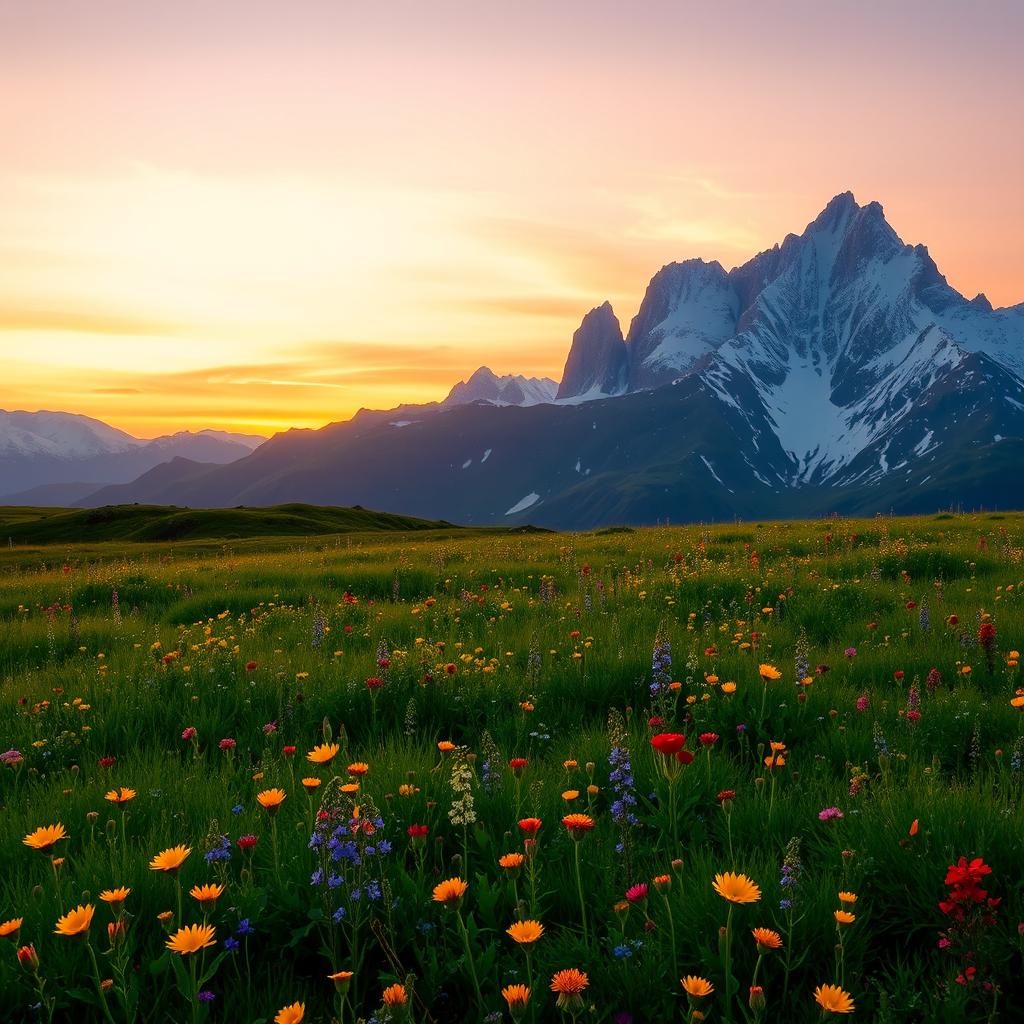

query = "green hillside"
[{"left": 0, "top": 502, "right": 456, "bottom": 543}]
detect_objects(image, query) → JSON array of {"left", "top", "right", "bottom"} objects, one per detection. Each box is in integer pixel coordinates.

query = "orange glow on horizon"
[{"left": 1, "top": 1, "right": 1021, "bottom": 438}]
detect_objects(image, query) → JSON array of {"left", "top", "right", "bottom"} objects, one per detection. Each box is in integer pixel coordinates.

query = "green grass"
[{"left": 0, "top": 511, "right": 1022, "bottom": 1023}]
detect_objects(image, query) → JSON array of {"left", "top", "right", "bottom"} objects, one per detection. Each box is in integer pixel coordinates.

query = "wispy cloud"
[{"left": 0, "top": 305, "right": 183, "bottom": 336}]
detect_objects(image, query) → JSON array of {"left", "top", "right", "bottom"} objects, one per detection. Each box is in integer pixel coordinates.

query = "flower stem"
[
  {"left": 456, "top": 909, "right": 484, "bottom": 1012},
  {"left": 573, "top": 841, "right": 589, "bottom": 945},
  {"left": 85, "top": 939, "right": 116, "bottom": 1024},
  {"left": 723, "top": 904, "right": 735, "bottom": 1024},
  {"left": 663, "top": 893, "right": 678, "bottom": 977}
]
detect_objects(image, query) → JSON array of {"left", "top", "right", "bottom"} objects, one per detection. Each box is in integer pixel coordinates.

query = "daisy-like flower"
[
  {"left": 814, "top": 984, "right": 855, "bottom": 1014},
  {"left": 54, "top": 904, "right": 94, "bottom": 937},
  {"left": 561, "top": 813, "right": 594, "bottom": 838},
  {"left": 0, "top": 918, "right": 23, "bottom": 939},
  {"left": 274, "top": 1001, "right": 305, "bottom": 1024},
  {"left": 518, "top": 818, "right": 542, "bottom": 836},
  {"left": 550, "top": 968, "right": 588, "bottom": 1009},
  {"left": 23, "top": 824, "right": 67, "bottom": 852},
  {"left": 346, "top": 762, "right": 369, "bottom": 777},
  {"left": 166, "top": 924, "right": 216, "bottom": 955},
  {"left": 149, "top": 845, "right": 191, "bottom": 872},
  {"left": 713, "top": 872, "right": 762, "bottom": 904},
  {"left": 432, "top": 878, "right": 468, "bottom": 906},
  {"left": 302, "top": 778, "right": 322, "bottom": 791},
  {"left": 104, "top": 788, "right": 136, "bottom": 805},
  {"left": 507, "top": 920, "right": 544, "bottom": 945},
  {"left": 382, "top": 984, "right": 407, "bottom": 1006},
  {"left": 838, "top": 891, "right": 858, "bottom": 905},
  {"left": 499, "top": 852, "right": 525, "bottom": 876},
  {"left": 306, "top": 743, "right": 339, "bottom": 765},
  {"left": 100, "top": 887, "right": 131, "bottom": 906},
  {"left": 190, "top": 883, "right": 225, "bottom": 906},
  {"left": 752, "top": 927, "right": 783, "bottom": 950},
  {"left": 681, "top": 976, "right": 715, "bottom": 999},
  {"left": 256, "top": 789, "right": 287, "bottom": 812},
  {"left": 625, "top": 883, "right": 648, "bottom": 904},
  {"left": 834, "top": 910, "right": 856, "bottom": 926},
  {"left": 759, "top": 664, "right": 782, "bottom": 681},
  {"left": 437, "top": 740, "right": 456, "bottom": 752}
]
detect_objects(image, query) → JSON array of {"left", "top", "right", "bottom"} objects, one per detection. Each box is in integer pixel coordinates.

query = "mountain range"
[
  {"left": 0, "top": 411, "right": 266, "bottom": 503},
  {"left": 4, "top": 192, "right": 1023, "bottom": 527}
]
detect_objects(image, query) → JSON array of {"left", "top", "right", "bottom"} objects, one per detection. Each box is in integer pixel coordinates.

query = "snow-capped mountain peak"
[
  {"left": 0, "top": 409, "right": 142, "bottom": 459},
  {"left": 556, "top": 191, "right": 1024, "bottom": 490},
  {"left": 442, "top": 366, "right": 558, "bottom": 408}
]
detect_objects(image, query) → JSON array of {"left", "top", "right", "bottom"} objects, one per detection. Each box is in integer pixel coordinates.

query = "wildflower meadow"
[{"left": 1, "top": 513, "right": 1023, "bottom": 1023}]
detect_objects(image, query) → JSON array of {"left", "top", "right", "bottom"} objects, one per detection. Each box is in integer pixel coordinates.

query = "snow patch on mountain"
[{"left": 505, "top": 492, "right": 540, "bottom": 515}]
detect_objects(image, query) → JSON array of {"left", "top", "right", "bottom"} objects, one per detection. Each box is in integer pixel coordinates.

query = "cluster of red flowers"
[
  {"left": 939, "top": 858, "right": 999, "bottom": 925},
  {"left": 978, "top": 622, "right": 998, "bottom": 673},
  {"left": 938, "top": 857, "right": 1001, "bottom": 990}
]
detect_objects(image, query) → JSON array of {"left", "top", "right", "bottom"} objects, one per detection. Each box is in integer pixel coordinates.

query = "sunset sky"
[{"left": 2, "top": 0, "right": 1022, "bottom": 438}]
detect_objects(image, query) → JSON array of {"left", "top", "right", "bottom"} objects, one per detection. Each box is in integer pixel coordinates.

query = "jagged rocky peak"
[
  {"left": 443, "top": 367, "right": 557, "bottom": 408},
  {"left": 555, "top": 301, "right": 628, "bottom": 400},
  {"left": 625, "top": 259, "right": 739, "bottom": 389}
]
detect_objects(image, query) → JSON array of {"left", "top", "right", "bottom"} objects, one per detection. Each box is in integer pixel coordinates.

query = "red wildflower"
[{"left": 650, "top": 733, "right": 686, "bottom": 756}]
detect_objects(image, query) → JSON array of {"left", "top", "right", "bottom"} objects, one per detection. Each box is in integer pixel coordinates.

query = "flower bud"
[
  {"left": 17, "top": 944, "right": 39, "bottom": 971},
  {"left": 749, "top": 985, "right": 765, "bottom": 1015},
  {"left": 613, "top": 900, "right": 630, "bottom": 926}
]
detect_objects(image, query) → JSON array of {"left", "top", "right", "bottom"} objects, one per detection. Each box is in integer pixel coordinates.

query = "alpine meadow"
[{"left": 1, "top": 511, "right": 1023, "bottom": 1022}]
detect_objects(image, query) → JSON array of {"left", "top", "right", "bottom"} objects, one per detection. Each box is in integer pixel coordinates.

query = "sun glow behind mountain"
[{"left": 1, "top": 0, "right": 1021, "bottom": 437}]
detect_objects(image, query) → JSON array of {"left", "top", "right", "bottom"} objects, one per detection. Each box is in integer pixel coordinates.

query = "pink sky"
[{"left": 1, "top": 0, "right": 1021, "bottom": 436}]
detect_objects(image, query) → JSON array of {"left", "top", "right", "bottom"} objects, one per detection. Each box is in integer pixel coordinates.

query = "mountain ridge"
[{"left": 6, "top": 191, "right": 1023, "bottom": 527}]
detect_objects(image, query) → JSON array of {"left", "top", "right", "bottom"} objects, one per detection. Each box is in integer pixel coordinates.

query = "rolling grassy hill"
[{"left": 0, "top": 502, "right": 459, "bottom": 544}]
